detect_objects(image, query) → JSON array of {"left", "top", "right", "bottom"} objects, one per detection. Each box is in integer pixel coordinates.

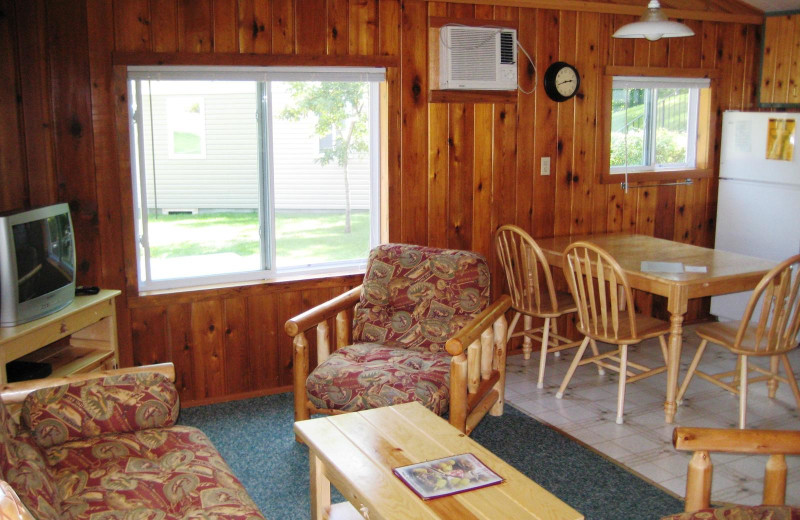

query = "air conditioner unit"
[{"left": 439, "top": 26, "right": 517, "bottom": 90}]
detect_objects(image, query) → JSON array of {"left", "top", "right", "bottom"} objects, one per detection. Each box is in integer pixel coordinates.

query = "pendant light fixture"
[{"left": 613, "top": 0, "right": 695, "bottom": 41}]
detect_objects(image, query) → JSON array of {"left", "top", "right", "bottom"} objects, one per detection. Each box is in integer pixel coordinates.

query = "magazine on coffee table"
[{"left": 393, "top": 453, "right": 504, "bottom": 500}]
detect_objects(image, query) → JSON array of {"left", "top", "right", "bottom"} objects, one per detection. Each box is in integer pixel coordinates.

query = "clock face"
[
  {"left": 544, "top": 62, "right": 580, "bottom": 102},
  {"left": 554, "top": 67, "right": 578, "bottom": 97}
]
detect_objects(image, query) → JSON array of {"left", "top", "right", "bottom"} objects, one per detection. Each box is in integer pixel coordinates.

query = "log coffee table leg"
[{"left": 309, "top": 451, "right": 331, "bottom": 520}]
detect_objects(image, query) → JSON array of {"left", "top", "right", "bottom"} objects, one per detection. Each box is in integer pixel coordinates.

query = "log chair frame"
[
  {"left": 285, "top": 286, "right": 511, "bottom": 435},
  {"left": 673, "top": 427, "right": 800, "bottom": 512}
]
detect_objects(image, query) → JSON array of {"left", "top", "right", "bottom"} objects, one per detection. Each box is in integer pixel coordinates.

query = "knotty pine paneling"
[
  {"left": 760, "top": 13, "right": 800, "bottom": 106},
  {"left": 0, "top": 0, "right": 779, "bottom": 405}
]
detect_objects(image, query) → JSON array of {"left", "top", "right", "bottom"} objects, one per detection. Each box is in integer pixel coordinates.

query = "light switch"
[{"left": 541, "top": 157, "right": 551, "bottom": 176}]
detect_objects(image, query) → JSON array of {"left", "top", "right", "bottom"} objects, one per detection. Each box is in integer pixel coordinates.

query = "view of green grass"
[
  {"left": 611, "top": 90, "right": 689, "bottom": 132},
  {"left": 147, "top": 211, "right": 370, "bottom": 266},
  {"left": 610, "top": 89, "right": 690, "bottom": 167}
]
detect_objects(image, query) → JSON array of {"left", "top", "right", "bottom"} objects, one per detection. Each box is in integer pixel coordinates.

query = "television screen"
[
  {"left": 0, "top": 203, "right": 77, "bottom": 327},
  {"left": 13, "top": 213, "right": 75, "bottom": 303}
]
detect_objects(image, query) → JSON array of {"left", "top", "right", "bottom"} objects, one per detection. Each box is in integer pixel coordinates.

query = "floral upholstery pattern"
[
  {"left": 1, "top": 375, "right": 266, "bottom": 520},
  {"left": 353, "top": 244, "right": 490, "bottom": 354},
  {"left": 307, "top": 244, "right": 490, "bottom": 415},
  {"left": 22, "top": 372, "right": 179, "bottom": 448},
  {"left": 306, "top": 343, "right": 452, "bottom": 414},
  {"left": 661, "top": 506, "right": 800, "bottom": 520},
  {"left": 0, "top": 400, "right": 62, "bottom": 520},
  {"left": 45, "top": 425, "right": 263, "bottom": 520}
]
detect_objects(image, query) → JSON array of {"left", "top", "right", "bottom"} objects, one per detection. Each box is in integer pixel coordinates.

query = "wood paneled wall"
[
  {"left": 760, "top": 12, "right": 800, "bottom": 106},
  {"left": 0, "top": 0, "right": 771, "bottom": 405}
]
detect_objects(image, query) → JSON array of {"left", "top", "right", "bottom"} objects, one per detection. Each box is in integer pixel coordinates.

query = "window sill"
[
  {"left": 600, "top": 167, "right": 712, "bottom": 184},
  {"left": 127, "top": 267, "right": 365, "bottom": 308}
]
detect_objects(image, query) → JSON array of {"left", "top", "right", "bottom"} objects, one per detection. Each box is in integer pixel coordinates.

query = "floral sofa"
[{"left": 0, "top": 365, "right": 265, "bottom": 520}]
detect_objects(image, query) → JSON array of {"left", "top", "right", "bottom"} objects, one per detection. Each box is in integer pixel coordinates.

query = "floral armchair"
[{"left": 285, "top": 243, "right": 511, "bottom": 434}]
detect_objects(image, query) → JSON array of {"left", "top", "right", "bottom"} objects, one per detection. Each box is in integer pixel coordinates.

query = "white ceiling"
[{"left": 740, "top": 0, "right": 800, "bottom": 13}]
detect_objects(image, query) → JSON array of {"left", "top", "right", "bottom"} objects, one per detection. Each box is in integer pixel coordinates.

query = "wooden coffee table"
[{"left": 294, "top": 402, "right": 584, "bottom": 520}]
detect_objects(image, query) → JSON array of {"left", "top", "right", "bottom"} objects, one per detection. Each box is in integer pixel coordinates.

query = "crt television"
[{"left": 0, "top": 203, "right": 76, "bottom": 327}]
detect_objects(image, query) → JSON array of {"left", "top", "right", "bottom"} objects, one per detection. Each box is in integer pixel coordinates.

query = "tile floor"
[{"left": 503, "top": 324, "right": 800, "bottom": 507}]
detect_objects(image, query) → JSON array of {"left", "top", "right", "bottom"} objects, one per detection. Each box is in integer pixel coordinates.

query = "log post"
[
  {"left": 467, "top": 340, "right": 480, "bottom": 394},
  {"left": 293, "top": 332, "right": 310, "bottom": 424},
  {"left": 763, "top": 454, "right": 787, "bottom": 505},
  {"left": 490, "top": 315, "right": 508, "bottom": 416},
  {"left": 317, "top": 321, "right": 330, "bottom": 365},
  {"left": 449, "top": 353, "right": 468, "bottom": 433},
  {"left": 480, "top": 327, "right": 493, "bottom": 381},
  {"left": 684, "top": 450, "right": 712, "bottom": 512},
  {"left": 335, "top": 310, "right": 350, "bottom": 349}
]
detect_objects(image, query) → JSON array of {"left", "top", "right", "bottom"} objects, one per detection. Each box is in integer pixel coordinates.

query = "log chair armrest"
[
  {"left": 673, "top": 427, "right": 800, "bottom": 455},
  {"left": 0, "top": 363, "right": 176, "bottom": 405},
  {"left": 284, "top": 286, "right": 362, "bottom": 337},
  {"left": 446, "top": 295, "right": 512, "bottom": 356},
  {"left": 673, "top": 427, "right": 800, "bottom": 511}
]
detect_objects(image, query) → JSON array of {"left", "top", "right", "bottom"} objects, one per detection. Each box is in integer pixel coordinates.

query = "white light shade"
[{"left": 613, "top": 1, "right": 695, "bottom": 41}]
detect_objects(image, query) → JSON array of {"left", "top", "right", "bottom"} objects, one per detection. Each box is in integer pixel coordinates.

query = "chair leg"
[
  {"left": 590, "top": 339, "right": 606, "bottom": 375},
  {"left": 551, "top": 319, "right": 561, "bottom": 358},
  {"left": 677, "top": 339, "right": 708, "bottom": 404},
  {"left": 768, "top": 355, "right": 780, "bottom": 398},
  {"left": 556, "top": 336, "right": 590, "bottom": 399},
  {"left": 537, "top": 318, "right": 551, "bottom": 389},
  {"left": 739, "top": 354, "right": 748, "bottom": 429},
  {"left": 506, "top": 312, "right": 521, "bottom": 344},
  {"left": 616, "top": 345, "right": 628, "bottom": 424},
  {"left": 658, "top": 335, "right": 668, "bottom": 364},
  {"left": 522, "top": 315, "right": 534, "bottom": 360},
  {"left": 780, "top": 354, "right": 800, "bottom": 410}
]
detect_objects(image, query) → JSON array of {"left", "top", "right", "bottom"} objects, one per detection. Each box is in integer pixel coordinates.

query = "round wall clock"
[{"left": 543, "top": 62, "right": 580, "bottom": 102}]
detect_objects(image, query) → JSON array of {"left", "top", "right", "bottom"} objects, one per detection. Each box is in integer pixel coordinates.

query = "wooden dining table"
[{"left": 534, "top": 233, "right": 777, "bottom": 423}]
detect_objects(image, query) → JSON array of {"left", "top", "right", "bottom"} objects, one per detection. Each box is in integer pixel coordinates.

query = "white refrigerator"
[{"left": 711, "top": 110, "right": 800, "bottom": 322}]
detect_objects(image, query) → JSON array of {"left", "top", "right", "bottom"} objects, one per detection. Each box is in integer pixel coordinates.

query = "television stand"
[{"left": 0, "top": 290, "right": 120, "bottom": 385}]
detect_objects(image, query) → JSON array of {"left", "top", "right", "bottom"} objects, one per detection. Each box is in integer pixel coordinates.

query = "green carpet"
[{"left": 178, "top": 393, "right": 683, "bottom": 519}]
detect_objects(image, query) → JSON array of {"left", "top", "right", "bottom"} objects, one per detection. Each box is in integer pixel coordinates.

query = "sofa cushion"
[
  {"left": 353, "top": 244, "right": 490, "bottom": 353},
  {"left": 0, "top": 429, "right": 62, "bottom": 520},
  {"left": 306, "top": 343, "right": 452, "bottom": 415},
  {"left": 43, "top": 425, "right": 264, "bottom": 520},
  {"left": 22, "top": 371, "right": 179, "bottom": 448},
  {"left": 0, "top": 398, "right": 16, "bottom": 438},
  {"left": 661, "top": 505, "right": 800, "bottom": 520}
]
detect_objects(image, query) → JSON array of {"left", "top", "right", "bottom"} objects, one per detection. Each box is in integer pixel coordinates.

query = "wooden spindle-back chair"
[
  {"left": 557, "top": 241, "right": 670, "bottom": 424},
  {"left": 677, "top": 254, "right": 800, "bottom": 429},
  {"left": 495, "top": 225, "right": 583, "bottom": 388}
]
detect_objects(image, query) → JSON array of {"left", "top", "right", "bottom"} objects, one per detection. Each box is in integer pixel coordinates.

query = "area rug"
[{"left": 179, "top": 392, "right": 683, "bottom": 519}]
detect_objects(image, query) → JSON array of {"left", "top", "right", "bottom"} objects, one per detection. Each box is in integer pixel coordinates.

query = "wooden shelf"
[
  {"left": 18, "top": 343, "right": 115, "bottom": 379},
  {"left": 0, "top": 290, "right": 120, "bottom": 384}
]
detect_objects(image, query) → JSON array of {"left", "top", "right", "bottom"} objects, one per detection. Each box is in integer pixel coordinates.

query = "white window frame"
[
  {"left": 609, "top": 75, "right": 709, "bottom": 176},
  {"left": 127, "top": 66, "right": 385, "bottom": 291}
]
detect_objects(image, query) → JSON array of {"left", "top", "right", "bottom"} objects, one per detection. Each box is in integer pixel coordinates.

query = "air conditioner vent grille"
[
  {"left": 448, "top": 28, "right": 497, "bottom": 81},
  {"left": 500, "top": 31, "right": 515, "bottom": 64}
]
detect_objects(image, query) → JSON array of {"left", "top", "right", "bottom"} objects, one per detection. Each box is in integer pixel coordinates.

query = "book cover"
[{"left": 393, "top": 453, "right": 503, "bottom": 500}]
